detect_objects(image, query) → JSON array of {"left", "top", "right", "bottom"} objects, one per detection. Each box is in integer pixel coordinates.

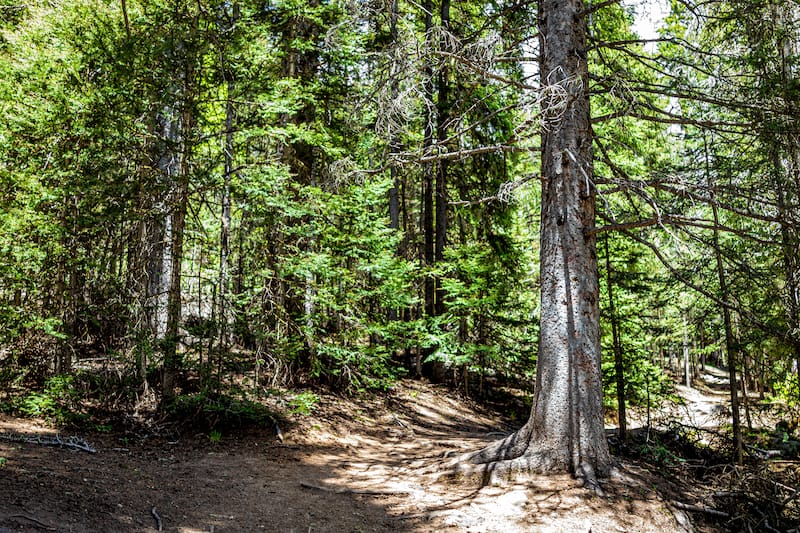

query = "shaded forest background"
[{"left": 0, "top": 0, "right": 799, "bottom": 451}]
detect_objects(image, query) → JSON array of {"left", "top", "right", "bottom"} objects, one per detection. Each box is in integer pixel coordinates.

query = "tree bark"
[
  {"left": 604, "top": 236, "right": 626, "bottom": 441},
  {"left": 464, "top": 0, "right": 611, "bottom": 487},
  {"left": 683, "top": 315, "right": 691, "bottom": 389},
  {"left": 218, "top": 70, "right": 235, "bottom": 378},
  {"left": 161, "top": 22, "right": 197, "bottom": 404},
  {"left": 711, "top": 201, "right": 743, "bottom": 465},
  {"left": 422, "top": 0, "right": 435, "bottom": 319},
  {"left": 434, "top": 0, "right": 450, "bottom": 317}
]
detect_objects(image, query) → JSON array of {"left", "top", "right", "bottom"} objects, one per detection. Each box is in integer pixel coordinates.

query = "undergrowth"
[{"left": 614, "top": 425, "right": 800, "bottom": 532}]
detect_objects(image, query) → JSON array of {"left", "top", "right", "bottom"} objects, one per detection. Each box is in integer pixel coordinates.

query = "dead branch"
[
  {"left": 11, "top": 514, "right": 56, "bottom": 530},
  {"left": 671, "top": 501, "right": 730, "bottom": 517},
  {"left": 151, "top": 506, "right": 163, "bottom": 531},
  {"left": 745, "top": 445, "right": 782, "bottom": 459},
  {"left": 0, "top": 432, "right": 96, "bottom": 453}
]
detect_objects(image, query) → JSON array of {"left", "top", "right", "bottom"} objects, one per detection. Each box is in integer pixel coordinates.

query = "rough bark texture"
[{"left": 465, "top": 0, "right": 611, "bottom": 486}]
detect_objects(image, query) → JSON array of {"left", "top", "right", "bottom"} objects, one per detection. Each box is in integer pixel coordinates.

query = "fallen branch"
[
  {"left": 0, "top": 432, "right": 96, "bottom": 453},
  {"left": 151, "top": 506, "right": 162, "bottom": 531},
  {"left": 746, "top": 445, "right": 782, "bottom": 459},
  {"left": 12, "top": 514, "right": 56, "bottom": 530},
  {"left": 390, "top": 509, "right": 459, "bottom": 521},
  {"left": 300, "top": 481, "right": 411, "bottom": 496},
  {"left": 672, "top": 501, "right": 729, "bottom": 518}
]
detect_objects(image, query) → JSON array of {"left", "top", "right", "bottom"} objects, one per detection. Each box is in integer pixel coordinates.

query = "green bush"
[
  {"left": 168, "top": 390, "right": 277, "bottom": 431},
  {"left": 14, "top": 374, "right": 85, "bottom": 425}
]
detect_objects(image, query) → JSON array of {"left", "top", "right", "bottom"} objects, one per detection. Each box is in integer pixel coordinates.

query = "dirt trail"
[
  {"left": 0, "top": 380, "right": 689, "bottom": 532},
  {"left": 673, "top": 366, "right": 733, "bottom": 430}
]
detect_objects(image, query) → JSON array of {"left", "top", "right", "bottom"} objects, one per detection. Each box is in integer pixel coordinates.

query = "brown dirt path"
[{"left": 0, "top": 380, "right": 689, "bottom": 532}]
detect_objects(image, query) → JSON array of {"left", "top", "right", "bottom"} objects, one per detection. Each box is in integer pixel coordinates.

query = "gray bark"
[
  {"left": 466, "top": 0, "right": 611, "bottom": 486},
  {"left": 146, "top": 104, "right": 181, "bottom": 341}
]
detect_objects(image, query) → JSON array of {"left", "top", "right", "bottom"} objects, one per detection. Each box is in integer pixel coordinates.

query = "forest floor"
[{"left": 0, "top": 372, "right": 791, "bottom": 532}]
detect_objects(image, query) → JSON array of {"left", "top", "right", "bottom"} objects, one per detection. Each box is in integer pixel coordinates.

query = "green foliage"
[
  {"left": 169, "top": 390, "right": 277, "bottom": 431},
  {"left": 0, "top": 0, "right": 798, "bottom": 449},
  {"left": 12, "top": 375, "right": 84, "bottom": 425},
  {"left": 287, "top": 391, "right": 319, "bottom": 416},
  {"left": 774, "top": 374, "right": 800, "bottom": 407}
]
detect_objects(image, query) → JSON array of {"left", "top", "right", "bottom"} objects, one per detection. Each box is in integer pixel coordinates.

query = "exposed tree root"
[{"left": 439, "top": 426, "right": 608, "bottom": 494}]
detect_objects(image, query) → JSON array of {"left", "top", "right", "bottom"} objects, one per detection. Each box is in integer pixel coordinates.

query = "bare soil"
[{"left": 0, "top": 380, "right": 693, "bottom": 532}]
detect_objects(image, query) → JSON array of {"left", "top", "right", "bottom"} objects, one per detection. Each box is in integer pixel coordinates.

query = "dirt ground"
[{"left": 0, "top": 380, "right": 695, "bottom": 532}]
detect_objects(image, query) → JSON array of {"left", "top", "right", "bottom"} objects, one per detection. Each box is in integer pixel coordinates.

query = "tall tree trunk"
[
  {"left": 683, "top": 315, "right": 691, "bottom": 389},
  {"left": 464, "top": 0, "right": 611, "bottom": 487},
  {"left": 386, "top": 0, "right": 402, "bottom": 323},
  {"left": 387, "top": 0, "right": 401, "bottom": 235},
  {"left": 434, "top": 0, "right": 450, "bottom": 317},
  {"left": 147, "top": 106, "right": 181, "bottom": 341},
  {"left": 161, "top": 23, "right": 197, "bottom": 404},
  {"left": 711, "top": 201, "right": 743, "bottom": 465},
  {"left": 162, "top": 171, "right": 189, "bottom": 405},
  {"left": 421, "top": 0, "right": 435, "bottom": 319},
  {"left": 217, "top": 3, "right": 239, "bottom": 378}
]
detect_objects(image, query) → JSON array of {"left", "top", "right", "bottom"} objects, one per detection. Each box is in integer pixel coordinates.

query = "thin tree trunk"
[
  {"left": 711, "top": 201, "right": 743, "bottom": 465},
  {"left": 387, "top": 0, "right": 401, "bottom": 238},
  {"left": 162, "top": 107, "right": 192, "bottom": 405},
  {"left": 421, "top": 0, "right": 435, "bottom": 319},
  {"left": 683, "top": 315, "right": 691, "bottom": 389},
  {"left": 434, "top": 0, "right": 450, "bottom": 317},
  {"left": 387, "top": 10, "right": 401, "bottom": 323},
  {"left": 218, "top": 4, "right": 238, "bottom": 375},
  {"left": 161, "top": 27, "right": 196, "bottom": 403},
  {"left": 604, "top": 236, "right": 626, "bottom": 441}
]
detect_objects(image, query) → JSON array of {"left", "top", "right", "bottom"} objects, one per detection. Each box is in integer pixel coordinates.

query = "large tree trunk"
[
  {"left": 161, "top": 96, "right": 193, "bottom": 405},
  {"left": 463, "top": 0, "right": 611, "bottom": 487}
]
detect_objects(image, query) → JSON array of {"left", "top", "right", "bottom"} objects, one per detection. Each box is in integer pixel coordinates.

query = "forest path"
[
  {"left": 673, "top": 365, "right": 733, "bottom": 430},
  {"left": 0, "top": 380, "right": 689, "bottom": 532}
]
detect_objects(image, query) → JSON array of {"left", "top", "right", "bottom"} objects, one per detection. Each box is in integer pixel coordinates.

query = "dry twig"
[
  {"left": 672, "top": 501, "right": 729, "bottom": 518},
  {"left": 151, "top": 506, "right": 163, "bottom": 531}
]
